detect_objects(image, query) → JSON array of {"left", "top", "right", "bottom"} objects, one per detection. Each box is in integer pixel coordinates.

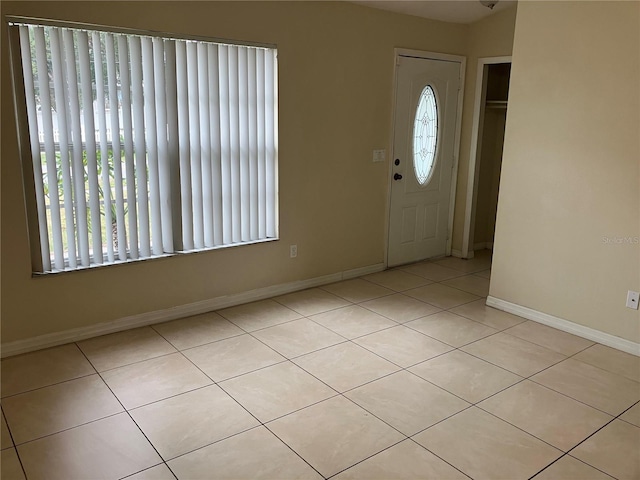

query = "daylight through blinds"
[{"left": 15, "top": 22, "right": 278, "bottom": 272}]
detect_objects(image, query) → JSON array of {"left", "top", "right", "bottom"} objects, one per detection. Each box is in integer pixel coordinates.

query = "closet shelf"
[{"left": 486, "top": 100, "right": 508, "bottom": 109}]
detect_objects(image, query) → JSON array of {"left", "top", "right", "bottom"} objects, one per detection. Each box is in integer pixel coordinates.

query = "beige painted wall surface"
[
  {"left": 491, "top": 1, "right": 640, "bottom": 342},
  {"left": 451, "top": 5, "right": 517, "bottom": 253},
  {"left": 1, "top": 1, "right": 468, "bottom": 343}
]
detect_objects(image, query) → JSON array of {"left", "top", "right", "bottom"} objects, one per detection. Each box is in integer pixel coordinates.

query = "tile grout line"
[
  {"left": 526, "top": 411, "right": 629, "bottom": 480},
  {"left": 245, "top": 326, "right": 350, "bottom": 363},
  {"left": 4, "top": 253, "right": 637, "bottom": 479},
  {"left": 161, "top": 336, "right": 332, "bottom": 479},
  {"left": 401, "top": 319, "right": 501, "bottom": 349},
  {"left": 257, "top": 339, "right": 443, "bottom": 480},
  {"left": 118, "top": 462, "right": 178, "bottom": 480},
  {"left": 181, "top": 328, "right": 335, "bottom": 480},
  {"left": 194, "top": 357, "right": 291, "bottom": 384},
  {"left": 77, "top": 334, "right": 180, "bottom": 375},
  {"left": 0, "top": 370, "right": 98, "bottom": 400},
  {"left": 371, "top": 272, "right": 637, "bottom": 478},
  {"left": 8, "top": 411, "right": 125, "bottom": 449},
  {"left": 318, "top": 288, "right": 399, "bottom": 305},
  {"left": 472, "top": 403, "right": 572, "bottom": 455},
  {"left": 149, "top": 326, "right": 247, "bottom": 355},
  {"left": 265, "top": 319, "right": 488, "bottom": 480},
  {"left": 158, "top": 425, "right": 264, "bottom": 463},
  {"left": 406, "top": 437, "right": 475, "bottom": 480},
  {"left": 155, "top": 290, "right": 395, "bottom": 470},
  {"left": 231, "top": 319, "right": 428, "bottom": 478},
  {"left": 2, "top": 344, "right": 178, "bottom": 478},
  {"left": 467, "top": 344, "right": 637, "bottom": 478},
  {"left": 259, "top": 424, "right": 329, "bottom": 480},
  {"left": 407, "top": 403, "right": 477, "bottom": 440},
  {"left": 165, "top": 271, "right": 595, "bottom": 478},
  {"left": 321, "top": 437, "right": 409, "bottom": 480},
  {"left": 75, "top": 293, "right": 620, "bottom": 424},
  {"left": 171, "top": 345, "right": 266, "bottom": 426},
  {"left": 527, "top": 453, "right": 617, "bottom": 480},
  {"left": 206, "top": 328, "right": 567, "bottom": 480},
  {"left": 1, "top": 406, "right": 29, "bottom": 480},
  {"left": 617, "top": 399, "right": 640, "bottom": 428},
  {"left": 221, "top": 314, "right": 303, "bottom": 334},
  {"left": 359, "top": 274, "right": 435, "bottom": 291},
  {"left": 402, "top": 366, "right": 480, "bottom": 405},
  {"left": 524, "top": 366, "right": 636, "bottom": 418},
  {"left": 403, "top": 332, "right": 638, "bottom": 475},
  {"left": 270, "top": 289, "right": 355, "bottom": 317},
  {"left": 73, "top": 345, "right": 174, "bottom": 480},
  {"left": 356, "top": 296, "right": 444, "bottom": 324},
  {"left": 463, "top": 340, "right": 622, "bottom": 418}
]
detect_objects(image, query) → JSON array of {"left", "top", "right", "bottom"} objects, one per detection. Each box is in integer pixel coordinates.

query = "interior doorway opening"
[{"left": 462, "top": 58, "right": 512, "bottom": 259}]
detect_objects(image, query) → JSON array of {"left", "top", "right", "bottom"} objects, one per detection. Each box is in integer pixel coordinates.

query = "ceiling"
[{"left": 350, "top": 0, "right": 517, "bottom": 24}]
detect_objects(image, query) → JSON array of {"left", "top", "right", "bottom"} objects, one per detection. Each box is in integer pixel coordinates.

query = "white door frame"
[
  {"left": 461, "top": 56, "right": 511, "bottom": 259},
  {"left": 384, "top": 48, "right": 466, "bottom": 267}
]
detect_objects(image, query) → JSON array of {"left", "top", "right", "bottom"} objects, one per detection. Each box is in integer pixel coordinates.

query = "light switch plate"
[{"left": 373, "top": 149, "right": 386, "bottom": 163}]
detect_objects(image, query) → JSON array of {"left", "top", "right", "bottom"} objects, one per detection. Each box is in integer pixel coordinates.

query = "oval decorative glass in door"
[{"left": 413, "top": 85, "right": 438, "bottom": 185}]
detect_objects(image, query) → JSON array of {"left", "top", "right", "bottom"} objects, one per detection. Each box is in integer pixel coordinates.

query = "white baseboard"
[
  {"left": 452, "top": 248, "right": 493, "bottom": 259},
  {"left": 1, "top": 263, "right": 386, "bottom": 358},
  {"left": 342, "top": 263, "right": 387, "bottom": 280},
  {"left": 486, "top": 296, "right": 640, "bottom": 356}
]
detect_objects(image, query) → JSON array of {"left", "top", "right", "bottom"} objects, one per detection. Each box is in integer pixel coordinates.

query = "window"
[
  {"left": 10, "top": 19, "right": 278, "bottom": 273},
  {"left": 412, "top": 85, "right": 438, "bottom": 185}
]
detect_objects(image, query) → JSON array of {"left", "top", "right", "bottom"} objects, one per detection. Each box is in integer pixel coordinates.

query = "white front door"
[{"left": 388, "top": 55, "right": 461, "bottom": 267}]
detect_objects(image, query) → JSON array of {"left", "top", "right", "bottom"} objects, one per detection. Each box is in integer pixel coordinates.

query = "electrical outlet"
[
  {"left": 290, "top": 244, "right": 297, "bottom": 258},
  {"left": 626, "top": 290, "right": 639, "bottom": 310}
]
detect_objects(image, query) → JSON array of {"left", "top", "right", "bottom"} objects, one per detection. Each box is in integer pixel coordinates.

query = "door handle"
[{"left": 394, "top": 173, "right": 403, "bottom": 181}]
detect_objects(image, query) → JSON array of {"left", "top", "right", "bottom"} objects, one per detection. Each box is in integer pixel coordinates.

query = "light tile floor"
[{"left": 2, "top": 251, "right": 639, "bottom": 479}]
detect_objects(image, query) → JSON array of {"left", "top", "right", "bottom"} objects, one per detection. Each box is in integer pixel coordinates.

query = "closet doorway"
[{"left": 462, "top": 57, "right": 511, "bottom": 259}]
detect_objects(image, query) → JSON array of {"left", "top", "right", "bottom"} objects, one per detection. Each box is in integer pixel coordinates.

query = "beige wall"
[
  {"left": 1, "top": 1, "right": 469, "bottom": 343},
  {"left": 491, "top": 1, "right": 640, "bottom": 342},
  {"left": 451, "top": 5, "right": 517, "bottom": 253}
]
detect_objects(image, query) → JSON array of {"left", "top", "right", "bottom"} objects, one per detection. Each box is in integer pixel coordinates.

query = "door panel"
[
  {"left": 388, "top": 56, "right": 461, "bottom": 267},
  {"left": 422, "top": 204, "right": 439, "bottom": 239},
  {"left": 401, "top": 207, "right": 417, "bottom": 244}
]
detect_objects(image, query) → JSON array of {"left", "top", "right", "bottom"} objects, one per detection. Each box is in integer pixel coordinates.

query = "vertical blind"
[{"left": 14, "top": 21, "right": 278, "bottom": 272}]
